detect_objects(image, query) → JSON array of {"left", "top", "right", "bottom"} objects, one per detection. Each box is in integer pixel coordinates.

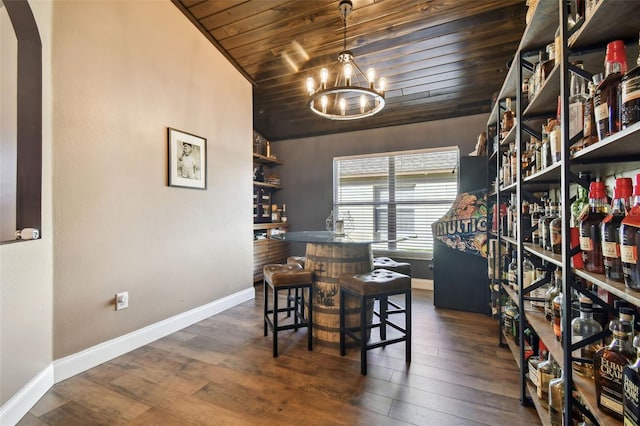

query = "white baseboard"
[
  {"left": 0, "top": 365, "right": 54, "bottom": 426},
  {"left": 0, "top": 287, "right": 254, "bottom": 425},
  {"left": 412, "top": 278, "right": 433, "bottom": 291}
]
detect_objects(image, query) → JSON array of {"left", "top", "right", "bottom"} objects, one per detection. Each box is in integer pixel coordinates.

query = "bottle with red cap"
[
  {"left": 579, "top": 181, "right": 608, "bottom": 274},
  {"left": 594, "top": 40, "right": 628, "bottom": 141},
  {"left": 601, "top": 177, "right": 633, "bottom": 282},
  {"left": 621, "top": 174, "right": 640, "bottom": 290}
]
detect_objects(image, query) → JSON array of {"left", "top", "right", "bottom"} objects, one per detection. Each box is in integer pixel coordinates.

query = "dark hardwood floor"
[{"left": 18, "top": 288, "right": 540, "bottom": 425}]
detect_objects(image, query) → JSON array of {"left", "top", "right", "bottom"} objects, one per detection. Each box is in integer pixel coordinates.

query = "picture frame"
[{"left": 168, "top": 127, "right": 207, "bottom": 190}]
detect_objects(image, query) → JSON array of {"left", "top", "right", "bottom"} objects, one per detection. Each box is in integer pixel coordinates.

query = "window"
[{"left": 333, "top": 147, "right": 459, "bottom": 257}]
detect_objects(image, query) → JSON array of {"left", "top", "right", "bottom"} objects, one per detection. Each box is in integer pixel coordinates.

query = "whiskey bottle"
[
  {"left": 552, "top": 287, "right": 563, "bottom": 341},
  {"left": 537, "top": 353, "right": 556, "bottom": 409},
  {"left": 571, "top": 296, "right": 603, "bottom": 378},
  {"left": 545, "top": 268, "right": 560, "bottom": 322},
  {"left": 621, "top": 174, "right": 640, "bottom": 290},
  {"left": 508, "top": 250, "right": 518, "bottom": 291},
  {"left": 522, "top": 201, "right": 532, "bottom": 242},
  {"left": 594, "top": 40, "right": 628, "bottom": 141},
  {"left": 583, "top": 79, "right": 599, "bottom": 149},
  {"left": 549, "top": 367, "right": 564, "bottom": 426},
  {"left": 531, "top": 203, "right": 543, "bottom": 245},
  {"left": 623, "top": 335, "right": 640, "bottom": 426},
  {"left": 571, "top": 171, "right": 592, "bottom": 269},
  {"left": 528, "top": 340, "right": 547, "bottom": 387},
  {"left": 538, "top": 199, "right": 550, "bottom": 248},
  {"left": 550, "top": 204, "right": 562, "bottom": 254},
  {"left": 542, "top": 202, "right": 559, "bottom": 252},
  {"left": 594, "top": 307, "right": 636, "bottom": 419},
  {"left": 501, "top": 98, "right": 515, "bottom": 138},
  {"left": 621, "top": 33, "right": 640, "bottom": 129},
  {"left": 602, "top": 178, "right": 633, "bottom": 282},
  {"left": 569, "top": 61, "right": 587, "bottom": 144},
  {"left": 579, "top": 181, "right": 608, "bottom": 274}
]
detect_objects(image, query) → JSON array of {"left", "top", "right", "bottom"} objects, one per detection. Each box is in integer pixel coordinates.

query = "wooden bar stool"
[
  {"left": 339, "top": 269, "right": 411, "bottom": 375},
  {"left": 263, "top": 263, "right": 314, "bottom": 357}
]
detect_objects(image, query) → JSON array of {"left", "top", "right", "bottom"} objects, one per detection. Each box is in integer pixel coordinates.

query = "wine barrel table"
[
  {"left": 272, "top": 231, "right": 411, "bottom": 346},
  {"left": 305, "top": 242, "right": 373, "bottom": 345}
]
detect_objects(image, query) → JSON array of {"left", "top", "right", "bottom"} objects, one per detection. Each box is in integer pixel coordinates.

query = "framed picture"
[{"left": 168, "top": 127, "right": 207, "bottom": 190}]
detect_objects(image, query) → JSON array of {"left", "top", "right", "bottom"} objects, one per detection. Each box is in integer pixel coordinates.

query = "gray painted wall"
[{"left": 270, "top": 115, "right": 488, "bottom": 279}]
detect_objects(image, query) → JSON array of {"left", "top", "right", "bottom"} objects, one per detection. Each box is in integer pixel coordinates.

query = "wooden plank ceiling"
[{"left": 174, "top": 0, "right": 527, "bottom": 141}]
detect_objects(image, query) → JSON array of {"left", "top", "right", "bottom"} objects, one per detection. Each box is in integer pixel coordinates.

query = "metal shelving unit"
[{"left": 487, "top": 1, "right": 640, "bottom": 425}]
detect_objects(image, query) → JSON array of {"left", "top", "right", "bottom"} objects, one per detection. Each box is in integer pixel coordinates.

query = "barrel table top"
[{"left": 273, "top": 230, "right": 414, "bottom": 245}]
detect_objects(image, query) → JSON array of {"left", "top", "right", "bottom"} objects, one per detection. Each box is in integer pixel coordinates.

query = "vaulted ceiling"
[{"left": 174, "top": 0, "right": 527, "bottom": 141}]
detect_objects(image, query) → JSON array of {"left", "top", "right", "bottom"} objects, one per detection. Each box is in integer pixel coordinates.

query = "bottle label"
[
  {"left": 622, "top": 245, "right": 638, "bottom": 264},
  {"left": 622, "top": 76, "right": 640, "bottom": 105},
  {"left": 538, "top": 370, "right": 553, "bottom": 399},
  {"left": 595, "top": 102, "right": 609, "bottom": 121},
  {"left": 580, "top": 236, "right": 594, "bottom": 251},
  {"left": 602, "top": 241, "right": 620, "bottom": 258}
]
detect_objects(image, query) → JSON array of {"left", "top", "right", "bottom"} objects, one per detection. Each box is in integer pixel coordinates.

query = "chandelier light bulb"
[
  {"left": 306, "top": 77, "right": 315, "bottom": 95},
  {"left": 343, "top": 62, "right": 353, "bottom": 85},
  {"left": 321, "top": 95, "right": 328, "bottom": 114},
  {"left": 378, "top": 77, "right": 386, "bottom": 93},
  {"left": 367, "top": 68, "right": 376, "bottom": 89},
  {"left": 360, "top": 95, "right": 367, "bottom": 113},
  {"left": 320, "top": 68, "right": 329, "bottom": 89},
  {"left": 339, "top": 97, "right": 346, "bottom": 115}
]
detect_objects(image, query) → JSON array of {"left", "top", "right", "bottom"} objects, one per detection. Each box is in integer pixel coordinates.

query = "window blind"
[{"left": 333, "top": 147, "right": 459, "bottom": 256}]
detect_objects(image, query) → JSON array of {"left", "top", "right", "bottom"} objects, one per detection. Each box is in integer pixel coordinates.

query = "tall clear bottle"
[
  {"left": 549, "top": 367, "right": 564, "bottom": 426},
  {"left": 602, "top": 178, "right": 633, "bottom": 282},
  {"left": 579, "top": 181, "right": 608, "bottom": 274},
  {"left": 594, "top": 40, "right": 628, "bottom": 141},
  {"left": 543, "top": 202, "right": 559, "bottom": 252},
  {"left": 621, "top": 174, "right": 640, "bottom": 290},
  {"left": 545, "top": 268, "right": 560, "bottom": 322},
  {"left": 594, "top": 307, "right": 636, "bottom": 419},
  {"left": 569, "top": 61, "right": 587, "bottom": 146},
  {"left": 621, "top": 33, "right": 640, "bottom": 129},
  {"left": 571, "top": 297, "right": 603, "bottom": 378}
]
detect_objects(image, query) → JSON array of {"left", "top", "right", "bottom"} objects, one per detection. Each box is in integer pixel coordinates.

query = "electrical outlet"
[{"left": 115, "top": 291, "right": 129, "bottom": 310}]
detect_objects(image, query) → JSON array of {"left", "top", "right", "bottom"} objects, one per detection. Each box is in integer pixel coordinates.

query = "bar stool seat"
[
  {"left": 287, "top": 256, "right": 306, "bottom": 268},
  {"left": 339, "top": 268, "right": 411, "bottom": 375},
  {"left": 263, "top": 264, "right": 314, "bottom": 357},
  {"left": 372, "top": 256, "right": 411, "bottom": 276}
]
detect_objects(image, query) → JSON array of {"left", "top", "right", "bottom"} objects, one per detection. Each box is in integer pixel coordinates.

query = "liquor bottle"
[
  {"left": 508, "top": 250, "right": 518, "bottom": 290},
  {"left": 537, "top": 353, "right": 556, "bottom": 409},
  {"left": 522, "top": 201, "right": 532, "bottom": 242},
  {"left": 501, "top": 98, "right": 515, "bottom": 138},
  {"left": 621, "top": 33, "right": 640, "bottom": 129},
  {"left": 541, "top": 119, "right": 553, "bottom": 170},
  {"left": 501, "top": 249, "right": 512, "bottom": 283},
  {"left": 569, "top": 61, "right": 587, "bottom": 144},
  {"left": 532, "top": 267, "right": 547, "bottom": 313},
  {"left": 602, "top": 178, "right": 633, "bottom": 282},
  {"left": 539, "top": 199, "right": 550, "bottom": 248},
  {"left": 528, "top": 341, "right": 547, "bottom": 387},
  {"left": 549, "top": 367, "right": 564, "bottom": 426},
  {"left": 579, "top": 181, "right": 608, "bottom": 274},
  {"left": 281, "top": 204, "right": 287, "bottom": 222},
  {"left": 545, "top": 268, "right": 560, "bottom": 322},
  {"left": 552, "top": 286, "right": 563, "bottom": 341},
  {"left": 531, "top": 203, "right": 543, "bottom": 245},
  {"left": 571, "top": 172, "right": 592, "bottom": 268},
  {"left": 523, "top": 255, "right": 536, "bottom": 310},
  {"left": 548, "top": 98, "right": 562, "bottom": 164},
  {"left": 594, "top": 307, "right": 636, "bottom": 419},
  {"left": 621, "top": 174, "right": 640, "bottom": 290},
  {"left": 571, "top": 296, "right": 603, "bottom": 378},
  {"left": 594, "top": 40, "right": 628, "bottom": 141},
  {"left": 550, "top": 203, "right": 562, "bottom": 254},
  {"left": 623, "top": 335, "right": 640, "bottom": 426},
  {"left": 583, "top": 79, "right": 600, "bottom": 149},
  {"left": 543, "top": 202, "right": 559, "bottom": 252}
]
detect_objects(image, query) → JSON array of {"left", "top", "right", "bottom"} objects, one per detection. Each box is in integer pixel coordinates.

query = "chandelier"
[{"left": 305, "top": 0, "right": 386, "bottom": 121}]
